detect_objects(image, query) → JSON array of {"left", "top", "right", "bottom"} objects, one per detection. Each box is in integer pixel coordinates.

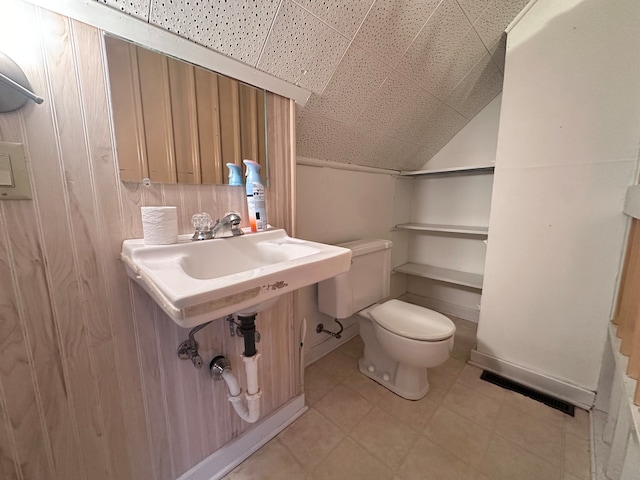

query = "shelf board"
[
  {"left": 395, "top": 223, "right": 488, "bottom": 236},
  {"left": 400, "top": 165, "right": 495, "bottom": 177},
  {"left": 394, "top": 262, "right": 484, "bottom": 290}
]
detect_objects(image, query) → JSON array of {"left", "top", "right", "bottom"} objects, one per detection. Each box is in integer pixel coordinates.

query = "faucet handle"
[{"left": 192, "top": 212, "right": 212, "bottom": 231}]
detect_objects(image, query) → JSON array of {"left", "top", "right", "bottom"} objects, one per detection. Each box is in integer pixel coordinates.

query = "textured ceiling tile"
[
  {"left": 473, "top": 0, "right": 530, "bottom": 48},
  {"left": 355, "top": 73, "right": 431, "bottom": 138},
  {"left": 305, "top": 44, "right": 391, "bottom": 124},
  {"left": 297, "top": 112, "right": 356, "bottom": 163},
  {"left": 368, "top": 135, "right": 424, "bottom": 170},
  {"left": 258, "top": 1, "right": 350, "bottom": 93},
  {"left": 489, "top": 33, "right": 507, "bottom": 72},
  {"left": 95, "top": 0, "right": 150, "bottom": 20},
  {"left": 149, "top": 0, "right": 280, "bottom": 65},
  {"left": 395, "top": 0, "right": 487, "bottom": 98},
  {"left": 445, "top": 53, "right": 503, "bottom": 118},
  {"left": 292, "top": 0, "right": 375, "bottom": 38},
  {"left": 455, "top": 0, "right": 491, "bottom": 23},
  {"left": 353, "top": 0, "right": 442, "bottom": 67},
  {"left": 408, "top": 100, "right": 468, "bottom": 146}
]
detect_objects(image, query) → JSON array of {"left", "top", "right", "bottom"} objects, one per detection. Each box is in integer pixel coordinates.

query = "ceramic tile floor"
[{"left": 225, "top": 317, "right": 591, "bottom": 480}]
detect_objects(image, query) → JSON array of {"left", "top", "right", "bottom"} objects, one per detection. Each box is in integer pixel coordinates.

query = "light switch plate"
[{"left": 0, "top": 142, "right": 32, "bottom": 200}]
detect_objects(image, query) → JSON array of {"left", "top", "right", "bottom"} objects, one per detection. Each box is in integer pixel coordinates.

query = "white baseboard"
[
  {"left": 304, "top": 322, "right": 359, "bottom": 367},
  {"left": 469, "top": 349, "right": 595, "bottom": 410},
  {"left": 177, "top": 395, "right": 308, "bottom": 480},
  {"left": 404, "top": 293, "right": 480, "bottom": 322}
]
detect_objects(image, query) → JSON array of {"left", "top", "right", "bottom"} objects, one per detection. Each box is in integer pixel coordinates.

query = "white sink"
[{"left": 121, "top": 229, "right": 352, "bottom": 328}]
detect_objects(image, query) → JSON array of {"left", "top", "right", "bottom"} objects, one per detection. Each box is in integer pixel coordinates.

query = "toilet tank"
[{"left": 317, "top": 239, "right": 392, "bottom": 319}]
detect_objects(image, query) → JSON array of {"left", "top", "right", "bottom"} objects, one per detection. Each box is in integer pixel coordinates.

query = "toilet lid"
[{"left": 370, "top": 300, "right": 456, "bottom": 341}]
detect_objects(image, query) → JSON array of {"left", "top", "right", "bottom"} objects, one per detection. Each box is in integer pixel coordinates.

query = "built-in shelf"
[
  {"left": 400, "top": 165, "right": 494, "bottom": 177},
  {"left": 395, "top": 223, "right": 488, "bottom": 236},
  {"left": 394, "top": 262, "right": 484, "bottom": 290}
]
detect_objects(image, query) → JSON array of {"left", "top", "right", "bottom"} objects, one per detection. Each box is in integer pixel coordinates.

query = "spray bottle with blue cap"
[{"left": 243, "top": 159, "right": 267, "bottom": 232}]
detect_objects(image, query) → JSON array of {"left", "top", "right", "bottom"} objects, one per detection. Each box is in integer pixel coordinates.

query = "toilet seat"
[{"left": 370, "top": 299, "right": 455, "bottom": 341}]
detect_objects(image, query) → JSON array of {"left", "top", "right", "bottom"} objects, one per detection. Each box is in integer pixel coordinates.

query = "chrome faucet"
[
  {"left": 212, "top": 212, "right": 244, "bottom": 238},
  {"left": 191, "top": 212, "right": 243, "bottom": 240}
]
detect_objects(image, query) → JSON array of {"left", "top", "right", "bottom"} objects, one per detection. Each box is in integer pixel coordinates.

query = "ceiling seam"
[{"left": 255, "top": 0, "right": 285, "bottom": 68}]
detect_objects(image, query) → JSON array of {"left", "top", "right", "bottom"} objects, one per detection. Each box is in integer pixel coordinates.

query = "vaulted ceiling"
[{"left": 97, "top": 0, "right": 529, "bottom": 171}]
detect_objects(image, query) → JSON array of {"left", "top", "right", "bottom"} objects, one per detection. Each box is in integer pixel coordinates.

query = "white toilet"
[{"left": 318, "top": 239, "right": 456, "bottom": 400}]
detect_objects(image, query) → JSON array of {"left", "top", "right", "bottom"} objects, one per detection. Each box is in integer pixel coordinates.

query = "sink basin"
[{"left": 121, "top": 229, "right": 352, "bottom": 328}]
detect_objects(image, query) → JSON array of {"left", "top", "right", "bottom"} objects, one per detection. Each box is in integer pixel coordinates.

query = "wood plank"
[
  {"left": 194, "top": 68, "right": 223, "bottom": 185},
  {"left": 218, "top": 76, "right": 241, "bottom": 168},
  {"left": 257, "top": 89, "right": 267, "bottom": 172},
  {"left": 614, "top": 219, "right": 640, "bottom": 325},
  {"left": 239, "top": 83, "right": 259, "bottom": 163},
  {"left": 131, "top": 282, "right": 173, "bottom": 480},
  {"left": 168, "top": 58, "right": 201, "bottom": 184},
  {"left": 38, "top": 10, "right": 113, "bottom": 479},
  {"left": 0, "top": 98, "right": 54, "bottom": 480},
  {"left": 103, "top": 36, "right": 148, "bottom": 182},
  {"left": 618, "top": 220, "right": 640, "bottom": 355},
  {"left": 137, "top": 46, "right": 177, "bottom": 183},
  {"left": 81, "top": 22, "right": 156, "bottom": 480}
]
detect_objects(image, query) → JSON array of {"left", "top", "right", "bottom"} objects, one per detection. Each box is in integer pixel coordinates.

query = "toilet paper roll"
[{"left": 141, "top": 206, "right": 178, "bottom": 245}]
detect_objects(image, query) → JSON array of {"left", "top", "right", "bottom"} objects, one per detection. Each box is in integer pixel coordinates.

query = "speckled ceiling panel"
[
  {"left": 353, "top": 0, "right": 442, "bottom": 67},
  {"left": 395, "top": 0, "right": 486, "bottom": 99},
  {"left": 292, "top": 0, "right": 375, "bottom": 38},
  {"left": 473, "top": 0, "right": 531, "bottom": 49},
  {"left": 456, "top": 0, "right": 491, "bottom": 24},
  {"left": 148, "top": 0, "right": 280, "bottom": 65},
  {"left": 257, "top": 0, "right": 350, "bottom": 93},
  {"left": 305, "top": 44, "right": 391, "bottom": 125},
  {"left": 96, "top": 0, "right": 150, "bottom": 20},
  {"left": 445, "top": 52, "right": 504, "bottom": 118}
]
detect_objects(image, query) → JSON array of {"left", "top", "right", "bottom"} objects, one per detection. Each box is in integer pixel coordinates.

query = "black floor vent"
[{"left": 480, "top": 371, "right": 575, "bottom": 417}]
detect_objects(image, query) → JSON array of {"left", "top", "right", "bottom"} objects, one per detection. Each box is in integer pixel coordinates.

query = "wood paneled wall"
[
  {"left": 614, "top": 218, "right": 640, "bottom": 405},
  {"left": 0, "top": 3, "right": 297, "bottom": 480}
]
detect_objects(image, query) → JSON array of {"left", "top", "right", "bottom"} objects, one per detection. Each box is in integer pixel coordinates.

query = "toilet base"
[
  {"left": 357, "top": 313, "right": 431, "bottom": 400},
  {"left": 358, "top": 357, "right": 429, "bottom": 400}
]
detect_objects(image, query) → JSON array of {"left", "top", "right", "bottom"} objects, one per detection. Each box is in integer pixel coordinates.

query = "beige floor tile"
[
  {"left": 397, "top": 435, "right": 477, "bottom": 480},
  {"left": 456, "top": 365, "right": 508, "bottom": 402},
  {"left": 442, "top": 383, "right": 502, "bottom": 429},
  {"left": 337, "top": 335, "right": 364, "bottom": 359},
  {"left": 503, "top": 390, "right": 567, "bottom": 428},
  {"left": 224, "top": 438, "right": 309, "bottom": 480},
  {"left": 343, "top": 370, "right": 388, "bottom": 402},
  {"left": 350, "top": 406, "right": 419, "bottom": 470},
  {"left": 314, "top": 349, "right": 359, "bottom": 381},
  {"left": 495, "top": 403, "right": 563, "bottom": 466},
  {"left": 311, "top": 437, "right": 392, "bottom": 480},
  {"left": 423, "top": 368, "right": 457, "bottom": 404},
  {"left": 277, "top": 408, "right": 345, "bottom": 472},
  {"left": 564, "top": 432, "right": 591, "bottom": 479},
  {"left": 480, "top": 435, "right": 561, "bottom": 480},
  {"left": 424, "top": 406, "right": 492, "bottom": 467},
  {"left": 314, "top": 384, "right": 373, "bottom": 433},
  {"left": 304, "top": 365, "right": 339, "bottom": 406},
  {"left": 564, "top": 407, "right": 590, "bottom": 441},
  {"left": 376, "top": 387, "right": 439, "bottom": 434}
]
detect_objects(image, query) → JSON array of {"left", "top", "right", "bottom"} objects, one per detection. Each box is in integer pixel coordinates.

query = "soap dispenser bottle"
[{"left": 243, "top": 159, "right": 267, "bottom": 232}]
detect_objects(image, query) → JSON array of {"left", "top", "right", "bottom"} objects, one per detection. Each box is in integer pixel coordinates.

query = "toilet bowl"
[
  {"left": 317, "top": 238, "right": 456, "bottom": 400},
  {"left": 357, "top": 300, "right": 455, "bottom": 400}
]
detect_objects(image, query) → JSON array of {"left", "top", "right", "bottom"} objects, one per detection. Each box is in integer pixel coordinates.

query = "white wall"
[
  {"left": 475, "top": 0, "right": 640, "bottom": 401},
  {"left": 296, "top": 161, "right": 411, "bottom": 364},
  {"left": 423, "top": 94, "right": 501, "bottom": 171}
]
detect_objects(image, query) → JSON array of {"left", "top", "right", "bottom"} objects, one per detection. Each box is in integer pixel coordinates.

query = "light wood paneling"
[
  {"left": 195, "top": 70, "right": 223, "bottom": 185},
  {"left": 0, "top": 5, "right": 298, "bottom": 479},
  {"left": 218, "top": 75, "right": 242, "bottom": 169},
  {"left": 614, "top": 218, "right": 640, "bottom": 406}
]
